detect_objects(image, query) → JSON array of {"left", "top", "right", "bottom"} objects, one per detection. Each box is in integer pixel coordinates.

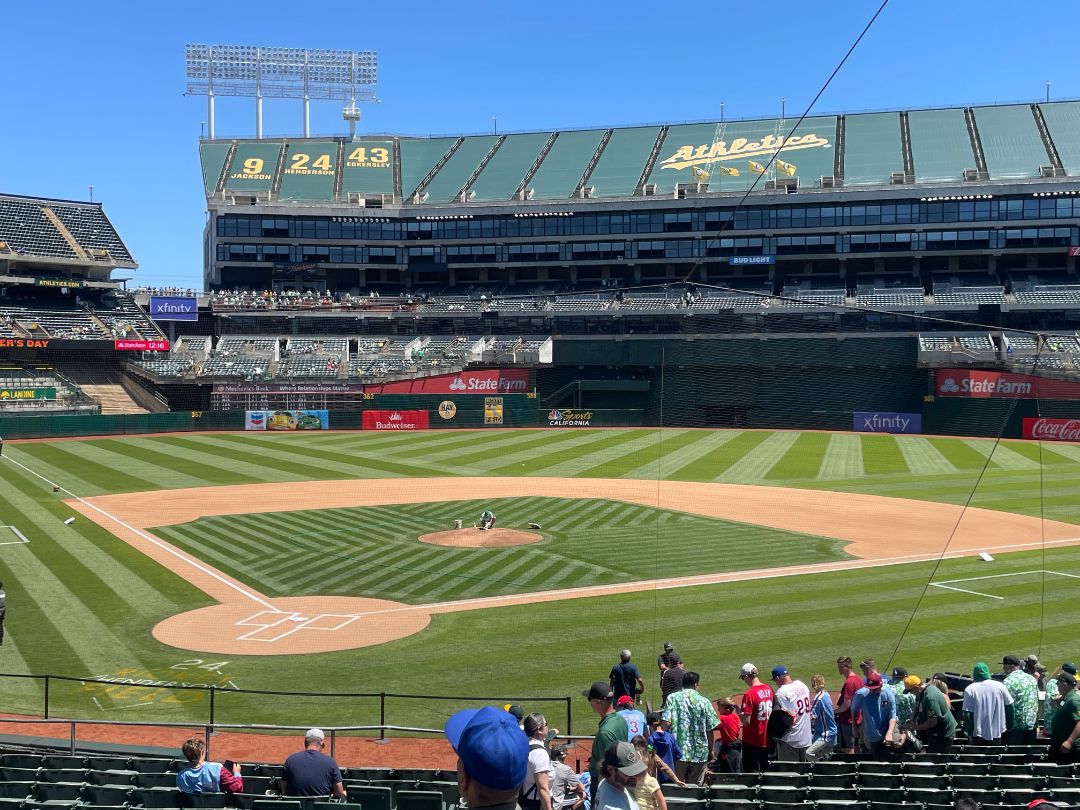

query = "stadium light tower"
[{"left": 184, "top": 44, "right": 378, "bottom": 139}]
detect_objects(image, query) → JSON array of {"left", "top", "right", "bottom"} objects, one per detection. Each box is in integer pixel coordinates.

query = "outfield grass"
[
  {"left": 153, "top": 497, "right": 848, "bottom": 602},
  {"left": 0, "top": 428, "right": 1078, "bottom": 729}
]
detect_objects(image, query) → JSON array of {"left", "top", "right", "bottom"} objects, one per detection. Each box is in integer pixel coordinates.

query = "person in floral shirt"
[
  {"left": 660, "top": 671, "right": 718, "bottom": 785},
  {"left": 1002, "top": 655, "right": 1040, "bottom": 744}
]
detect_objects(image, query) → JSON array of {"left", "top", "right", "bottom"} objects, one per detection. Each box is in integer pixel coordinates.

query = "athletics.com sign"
[{"left": 1023, "top": 418, "right": 1080, "bottom": 442}]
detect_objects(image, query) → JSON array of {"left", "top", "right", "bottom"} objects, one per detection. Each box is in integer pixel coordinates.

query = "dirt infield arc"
[{"left": 67, "top": 477, "right": 1080, "bottom": 656}]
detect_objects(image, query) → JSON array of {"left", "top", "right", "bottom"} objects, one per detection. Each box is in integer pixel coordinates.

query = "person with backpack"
[{"left": 521, "top": 713, "right": 553, "bottom": 810}]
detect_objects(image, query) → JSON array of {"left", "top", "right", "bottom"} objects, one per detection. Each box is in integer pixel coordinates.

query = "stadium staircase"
[
  {"left": 53, "top": 366, "right": 166, "bottom": 415},
  {"left": 77, "top": 384, "right": 148, "bottom": 415}
]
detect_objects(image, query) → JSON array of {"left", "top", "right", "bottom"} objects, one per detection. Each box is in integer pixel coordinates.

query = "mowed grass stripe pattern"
[
  {"left": 153, "top": 497, "right": 849, "bottom": 603},
  {"left": 0, "top": 454, "right": 211, "bottom": 714}
]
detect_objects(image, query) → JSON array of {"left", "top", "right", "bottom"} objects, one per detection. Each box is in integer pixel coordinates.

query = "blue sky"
[{"left": 6, "top": 0, "right": 1079, "bottom": 289}]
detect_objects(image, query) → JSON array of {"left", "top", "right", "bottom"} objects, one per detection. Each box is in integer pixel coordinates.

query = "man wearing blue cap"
[{"left": 446, "top": 706, "right": 530, "bottom": 810}]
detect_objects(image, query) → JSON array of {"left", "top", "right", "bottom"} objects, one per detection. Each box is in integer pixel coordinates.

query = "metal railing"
[{"left": 0, "top": 673, "right": 576, "bottom": 753}]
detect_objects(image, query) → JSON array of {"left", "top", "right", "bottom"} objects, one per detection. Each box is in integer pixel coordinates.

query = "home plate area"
[{"left": 236, "top": 609, "right": 360, "bottom": 642}]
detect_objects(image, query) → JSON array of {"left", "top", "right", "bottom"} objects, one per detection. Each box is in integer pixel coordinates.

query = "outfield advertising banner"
[
  {"left": 364, "top": 369, "right": 532, "bottom": 395},
  {"left": 0, "top": 387, "right": 56, "bottom": 401},
  {"left": 362, "top": 410, "right": 429, "bottom": 431},
  {"left": 149, "top": 296, "right": 199, "bottom": 321},
  {"left": 853, "top": 412, "right": 922, "bottom": 434},
  {"left": 1022, "top": 418, "right": 1080, "bottom": 441},
  {"left": 935, "top": 369, "right": 1080, "bottom": 400},
  {"left": 245, "top": 410, "right": 329, "bottom": 431},
  {"left": 548, "top": 409, "right": 594, "bottom": 427}
]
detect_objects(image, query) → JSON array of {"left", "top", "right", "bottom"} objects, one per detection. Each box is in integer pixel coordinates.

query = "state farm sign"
[
  {"left": 1023, "top": 418, "right": 1080, "bottom": 442},
  {"left": 935, "top": 369, "right": 1080, "bottom": 400},
  {"left": 365, "top": 369, "right": 532, "bottom": 395},
  {"left": 362, "top": 410, "right": 429, "bottom": 431}
]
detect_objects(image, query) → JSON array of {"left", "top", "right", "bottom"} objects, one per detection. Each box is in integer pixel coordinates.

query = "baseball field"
[{"left": 0, "top": 427, "right": 1078, "bottom": 734}]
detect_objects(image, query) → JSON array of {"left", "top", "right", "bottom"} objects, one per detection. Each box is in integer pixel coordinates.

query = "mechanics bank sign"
[
  {"left": 854, "top": 412, "right": 921, "bottom": 434},
  {"left": 149, "top": 296, "right": 198, "bottom": 322}
]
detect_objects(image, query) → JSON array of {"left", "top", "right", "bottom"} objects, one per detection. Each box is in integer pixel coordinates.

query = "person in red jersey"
[{"left": 738, "top": 663, "right": 773, "bottom": 772}]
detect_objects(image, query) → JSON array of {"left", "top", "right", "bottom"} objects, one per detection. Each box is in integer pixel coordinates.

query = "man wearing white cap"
[{"left": 282, "top": 729, "right": 346, "bottom": 798}]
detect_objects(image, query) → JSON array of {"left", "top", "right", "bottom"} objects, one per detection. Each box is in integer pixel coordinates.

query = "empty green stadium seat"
[
  {"left": 394, "top": 790, "right": 443, "bottom": 810},
  {"left": 0, "top": 754, "right": 43, "bottom": 770},
  {"left": 132, "top": 787, "right": 184, "bottom": 808},
  {"left": 857, "top": 771, "right": 902, "bottom": 789},
  {"left": 0, "top": 782, "right": 34, "bottom": 800},
  {"left": 0, "top": 766, "right": 41, "bottom": 782},
  {"left": 83, "top": 784, "right": 134, "bottom": 807},
  {"left": 179, "top": 794, "right": 228, "bottom": 809},
  {"left": 136, "top": 773, "right": 179, "bottom": 788},
  {"left": 809, "top": 771, "right": 855, "bottom": 788},
  {"left": 343, "top": 786, "right": 391, "bottom": 810},
  {"left": 253, "top": 800, "right": 300, "bottom": 810},
  {"left": 42, "top": 757, "right": 86, "bottom": 771},
  {"left": 710, "top": 784, "right": 756, "bottom": 801},
  {"left": 33, "top": 782, "right": 85, "bottom": 804},
  {"left": 86, "top": 769, "right": 134, "bottom": 787}
]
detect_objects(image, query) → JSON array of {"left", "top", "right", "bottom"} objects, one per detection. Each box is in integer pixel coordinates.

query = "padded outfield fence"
[{"left": 0, "top": 407, "right": 643, "bottom": 439}]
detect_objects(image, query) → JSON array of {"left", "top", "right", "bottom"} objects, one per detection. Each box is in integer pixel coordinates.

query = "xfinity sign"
[
  {"left": 149, "top": 296, "right": 198, "bottom": 322},
  {"left": 854, "top": 412, "right": 922, "bottom": 434}
]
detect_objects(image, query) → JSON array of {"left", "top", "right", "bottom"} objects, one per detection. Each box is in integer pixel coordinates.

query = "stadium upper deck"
[
  {"left": 202, "top": 100, "right": 1080, "bottom": 204},
  {"left": 203, "top": 100, "right": 1080, "bottom": 298}
]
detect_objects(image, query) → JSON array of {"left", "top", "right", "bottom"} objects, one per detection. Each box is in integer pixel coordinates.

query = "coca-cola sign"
[{"left": 1023, "top": 418, "right": 1080, "bottom": 442}]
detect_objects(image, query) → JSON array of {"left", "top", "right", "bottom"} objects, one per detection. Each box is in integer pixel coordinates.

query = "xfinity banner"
[
  {"left": 854, "top": 412, "right": 921, "bottom": 434},
  {"left": 149, "top": 296, "right": 198, "bottom": 321}
]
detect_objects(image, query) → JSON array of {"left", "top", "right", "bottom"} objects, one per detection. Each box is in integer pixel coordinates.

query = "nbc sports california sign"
[
  {"left": 362, "top": 410, "right": 429, "bottom": 431},
  {"left": 548, "top": 409, "right": 593, "bottom": 427}
]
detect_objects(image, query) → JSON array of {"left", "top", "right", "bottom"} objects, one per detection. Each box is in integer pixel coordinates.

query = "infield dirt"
[{"left": 66, "top": 477, "right": 1080, "bottom": 656}]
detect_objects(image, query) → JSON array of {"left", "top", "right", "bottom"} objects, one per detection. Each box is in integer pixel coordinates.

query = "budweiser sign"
[
  {"left": 362, "top": 409, "right": 429, "bottom": 431},
  {"left": 1023, "top": 418, "right": 1080, "bottom": 442}
]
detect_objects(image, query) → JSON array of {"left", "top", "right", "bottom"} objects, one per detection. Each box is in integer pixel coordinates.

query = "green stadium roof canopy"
[{"left": 199, "top": 100, "right": 1080, "bottom": 206}]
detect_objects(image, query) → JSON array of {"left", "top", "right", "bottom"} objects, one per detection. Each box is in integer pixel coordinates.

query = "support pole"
[
  {"left": 303, "top": 96, "right": 310, "bottom": 138},
  {"left": 256, "top": 94, "right": 263, "bottom": 139},
  {"left": 208, "top": 94, "right": 216, "bottom": 140}
]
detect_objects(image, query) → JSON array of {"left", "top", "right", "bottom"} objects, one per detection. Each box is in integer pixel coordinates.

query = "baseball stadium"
[{"left": 2, "top": 34, "right": 1080, "bottom": 810}]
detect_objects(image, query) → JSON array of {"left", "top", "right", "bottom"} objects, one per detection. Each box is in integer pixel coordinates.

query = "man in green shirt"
[
  {"left": 1002, "top": 655, "right": 1039, "bottom": 744},
  {"left": 1045, "top": 662, "right": 1078, "bottom": 736},
  {"left": 583, "top": 681, "right": 628, "bottom": 805},
  {"left": 1050, "top": 673, "right": 1080, "bottom": 764},
  {"left": 910, "top": 679, "right": 956, "bottom": 754}
]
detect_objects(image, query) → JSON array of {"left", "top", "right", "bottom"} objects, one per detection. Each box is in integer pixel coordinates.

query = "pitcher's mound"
[{"left": 419, "top": 528, "right": 543, "bottom": 548}]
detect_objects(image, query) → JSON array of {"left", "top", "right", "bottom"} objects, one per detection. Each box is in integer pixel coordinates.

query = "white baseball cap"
[{"left": 740, "top": 663, "right": 757, "bottom": 677}]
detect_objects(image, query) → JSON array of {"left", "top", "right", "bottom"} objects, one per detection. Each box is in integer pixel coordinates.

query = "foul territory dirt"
[{"left": 66, "top": 477, "right": 1080, "bottom": 656}]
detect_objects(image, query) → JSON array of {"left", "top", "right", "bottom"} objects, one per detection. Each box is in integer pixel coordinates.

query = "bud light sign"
[
  {"left": 854, "top": 412, "right": 922, "bottom": 434},
  {"left": 1023, "top": 418, "right": 1080, "bottom": 442}
]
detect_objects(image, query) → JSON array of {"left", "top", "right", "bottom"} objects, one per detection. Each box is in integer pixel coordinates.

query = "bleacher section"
[
  {"left": 0, "top": 195, "right": 135, "bottom": 266},
  {"left": 88, "top": 292, "right": 164, "bottom": 340},
  {"left": 0, "top": 366, "right": 99, "bottom": 415},
  {"left": 906, "top": 108, "right": 977, "bottom": 183},
  {"left": 278, "top": 338, "right": 349, "bottom": 379},
  {"left": 0, "top": 303, "right": 106, "bottom": 340},
  {"left": 0, "top": 742, "right": 1075, "bottom": 810}
]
